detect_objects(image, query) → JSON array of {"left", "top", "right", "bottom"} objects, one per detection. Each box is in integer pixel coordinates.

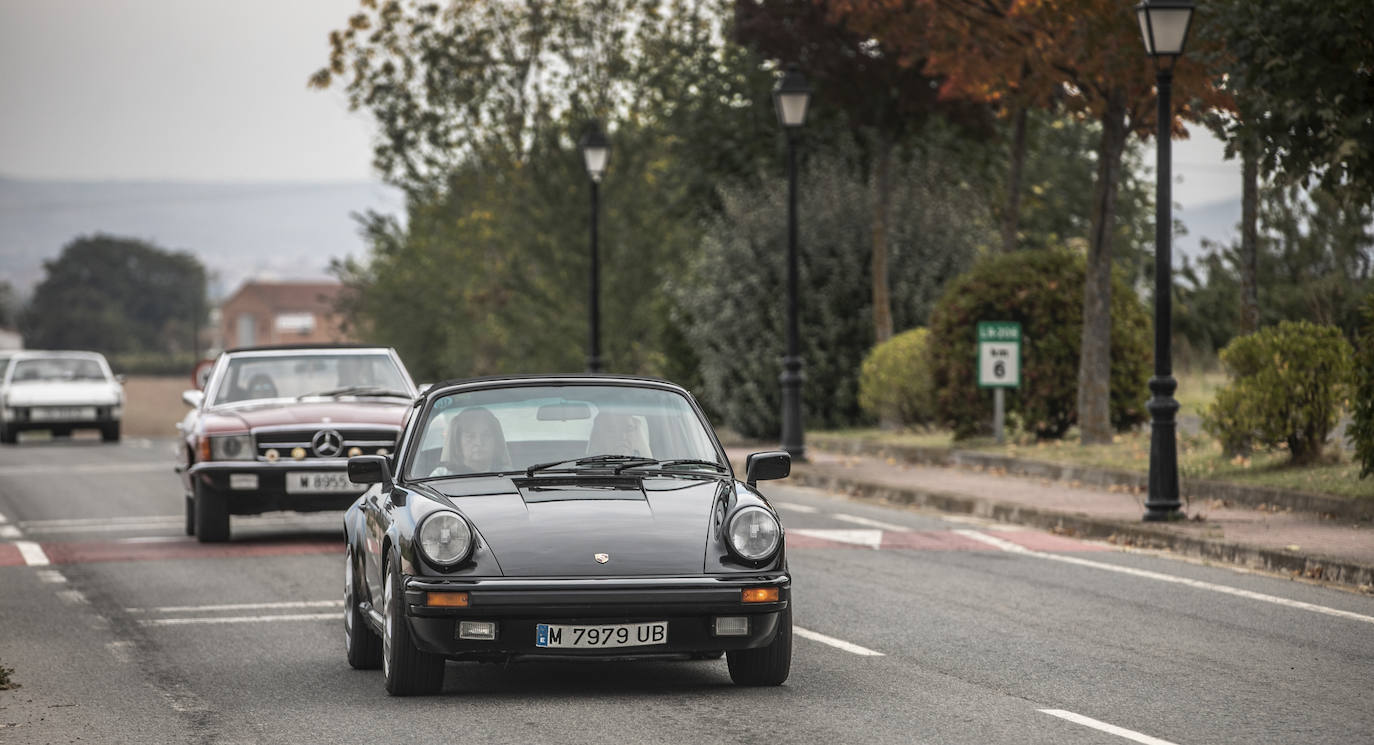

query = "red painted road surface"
[{"left": 0, "top": 530, "right": 1104, "bottom": 567}]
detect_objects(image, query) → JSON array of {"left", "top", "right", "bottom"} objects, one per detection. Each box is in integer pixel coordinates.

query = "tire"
[
  {"left": 0, "top": 425, "right": 14, "bottom": 445},
  {"left": 193, "top": 482, "right": 230, "bottom": 543},
  {"left": 184, "top": 495, "right": 196, "bottom": 536},
  {"left": 101, "top": 422, "right": 120, "bottom": 443},
  {"left": 726, "top": 607, "right": 792, "bottom": 686},
  {"left": 382, "top": 556, "right": 444, "bottom": 695},
  {"left": 344, "top": 546, "right": 382, "bottom": 669}
]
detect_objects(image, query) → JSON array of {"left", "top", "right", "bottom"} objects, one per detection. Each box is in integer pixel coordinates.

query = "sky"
[{"left": 0, "top": 0, "right": 375, "bottom": 183}]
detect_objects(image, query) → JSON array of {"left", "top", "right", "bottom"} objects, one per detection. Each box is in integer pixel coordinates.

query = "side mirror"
[
  {"left": 745, "top": 451, "right": 791, "bottom": 488},
  {"left": 181, "top": 390, "right": 204, "bottom": 409},
  {"left": 114, "top": 374, "right": 127, "bottom": 385},
  {"left": 348, "top": 455, "right": 395, "bottom": 490}
]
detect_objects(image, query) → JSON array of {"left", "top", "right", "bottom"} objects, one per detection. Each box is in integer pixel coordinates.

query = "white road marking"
[
  {"left": 16, "top": 541, "right": 50, "bottom": 566},
  {"left": 956, "top": 530, "right": 1374, "bottom": 626},
  {"left": 21, "top": 513, "right": 339, "bottom": 535},
  {"left": 773, "top": 502, "right": 819, "bottom": 513},
  {"left": 791, "top": 528, "right": 885, "bottom": 549},
  {"left": 832, "top": 513, "right": 911, "bottom": 531},
  {"left": 0, "top": 462, "right": 167, "bottom": 476},
  {"left": 794, "top": 626, "right": 885, "bottom": 656},
  {"left": 1039, "top": 709, "right": 1179, "bottom": 745},
  {"left": 117, "top": 536, "right": 192, "bottom": 544},
  {"left": 22, "top": 514, "right": 181, "bottom": 527},
  {"left": 140, "top": 612, "right": 337, "bottom": 626},
  {"left": 57, "top": 589, "right": 89, "bottom": 605},
  {"left": 36, "top": 569, "right": 67, "bottom": 583},
  {"left": 127, "top": 600, "right": 343, "bottom": 614}
]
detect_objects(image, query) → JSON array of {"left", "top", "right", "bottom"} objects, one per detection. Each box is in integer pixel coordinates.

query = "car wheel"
[
  {"left": 101, "top": 422, "right": 120, "bottom": 442},
  {"left": 0, "top": 424, "right": 14, "bottom": 445},
  {"left": 184, "top": 495, "right": 196, "bottom": 536},
  {"left": 344, "top": 546, "right": 382, "bottom": 670},
  {"left": 193, "top": 482, "right": 230, "bottom": 543},
  {"left": 726, "top": 607, "right": 791, "bottom": 686},
  {"left": 382, "top": 556, "right": 444, "bottom": 695}
]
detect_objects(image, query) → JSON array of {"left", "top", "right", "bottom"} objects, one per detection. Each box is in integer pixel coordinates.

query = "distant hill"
[
  {"left": 0, "top": 176, "right": 404, "bottom": 300},
  {"left": 1175, "top": 197, "right": 1241, "bottom": 265}
]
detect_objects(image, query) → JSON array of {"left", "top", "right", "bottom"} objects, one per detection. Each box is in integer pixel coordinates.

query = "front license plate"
[
  {"left": 285, "top": 471, "right": 366, "bottom": 494},
  {"left": 31, "top": 407, "right": 96, "bottom": 421},
  {"left": 535, "top": 621, "right": 667, "bottom": 649}
]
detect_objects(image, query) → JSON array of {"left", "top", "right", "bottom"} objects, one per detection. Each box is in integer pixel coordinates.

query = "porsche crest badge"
[{"left": 594, "top": 553, "right": 610, "bottom": 564}]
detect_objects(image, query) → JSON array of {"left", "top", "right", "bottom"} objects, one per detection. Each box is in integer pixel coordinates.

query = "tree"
[
  {"left": 20, "top": 235, "right": 206, "bottom": 355},
  {"left": 819, "top": 0, "right": 1229, "bottom": 444},
  {"left": 0, "top": 282, "right": 18, "bottom": 329},
  {"left": 733, "top": 0, "right": 993, "bottom": 344}
]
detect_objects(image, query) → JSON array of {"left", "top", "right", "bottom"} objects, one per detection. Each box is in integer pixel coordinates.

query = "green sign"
[{"left": 977, "top": 321, "right": 1021, "bottom": 388}]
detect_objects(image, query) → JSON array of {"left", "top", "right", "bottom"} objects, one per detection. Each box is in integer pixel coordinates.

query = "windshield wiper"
[
  {"left": 616, "top": 459, "right": 729, "bottom": 475},
  {"left": 524, "top": 454, "right": 656, "bottom": 477},
  {"left": 297, "top": 386, "right": 412, "bottom": 401}
]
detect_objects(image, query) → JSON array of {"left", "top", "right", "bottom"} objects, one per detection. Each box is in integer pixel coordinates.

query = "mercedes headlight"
[
  {"left": 209, "top": 434, "right": 252, "bottom": 460},
  {"left": 726, "top": 506, "right": 781, "bottom": 562},
  {"left": 417, "top": 511, "right": 474, "bottom": 567}
]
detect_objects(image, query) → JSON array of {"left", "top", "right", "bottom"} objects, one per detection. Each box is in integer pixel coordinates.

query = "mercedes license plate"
[
  {"left": 31, "top": 407, "right": 95, "bottom": 421},
  {"left": 285, "top": 471, "right": 365, "bottom": 494},
  {"left": 535, "top": 621, "right": 667, "bottom": 649}
]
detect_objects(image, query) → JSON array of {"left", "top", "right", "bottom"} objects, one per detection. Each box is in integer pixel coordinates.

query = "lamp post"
[
  {"left": 773, "top": 66, "right": 812, "bottom": 461},
  {"left": 580, "top": 120, "right": 610, "bottom": 373},
  {"left": 1136, "top": 0, "right": 1194, "bottom": 521}
]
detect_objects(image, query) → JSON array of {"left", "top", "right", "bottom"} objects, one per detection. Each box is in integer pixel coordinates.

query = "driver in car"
[{"left": 430, "top": 407, "right": 511, "bottom": 476}]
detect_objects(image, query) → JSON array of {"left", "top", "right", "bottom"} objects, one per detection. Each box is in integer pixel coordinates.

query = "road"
[{"left": 1, "top": 437, "right": 1371, "bottom": 744}]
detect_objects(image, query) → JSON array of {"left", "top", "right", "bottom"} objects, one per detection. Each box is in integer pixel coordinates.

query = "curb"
[
  {"left": 807, "top": 436, "right": 1373, "bottom": 522},
  {"left": 787, "top": 465, "right": 1374, "bottom": 593}
]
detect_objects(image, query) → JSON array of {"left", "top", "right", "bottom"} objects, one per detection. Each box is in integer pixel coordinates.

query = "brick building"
[{"left": 218, "top": 281, "right": 353, "bottom": 349}]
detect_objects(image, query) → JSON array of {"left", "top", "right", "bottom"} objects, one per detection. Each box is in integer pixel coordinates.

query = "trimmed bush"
[
  {"left": 858, "top": 328, "right": 936, "bottom": 428},
  {"left": 1348, "top": 295, "right": 1374, "bottom": 478},
  {"left": 928, "top": 247, "right": 1151, "bottom": 440},
  {"left": 1202, "top": 321, "right": 1354, "bottom": 465}
]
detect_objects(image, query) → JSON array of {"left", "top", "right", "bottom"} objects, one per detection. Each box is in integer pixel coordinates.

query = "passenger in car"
[{"left": 431, "top": 407, "right": 512, "bottom": 475}]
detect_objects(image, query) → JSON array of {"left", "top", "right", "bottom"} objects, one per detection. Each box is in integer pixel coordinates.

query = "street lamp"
[
  {"left": 580, "top": 120, "right": 610, "bottom": 373},
  {"left": 773, "top": 66, "right": 812, "bottom": 461},
  {"left": 1136, "top": 0, "right": 1194, "bottom": 521}
]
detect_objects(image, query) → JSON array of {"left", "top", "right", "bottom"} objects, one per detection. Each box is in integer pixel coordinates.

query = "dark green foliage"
[
  {"left": 1203, "top": 321, "right": 1354, "bottom": 464},
  {"left": 20, "top": 235, "right": 206, "bottom": 356},
  {"left": 672, "top": 146, "right": 990, "bottom": 439},
  {"left": 1350, "top": 295, "right": 1374, "bottom": 478},
  {"left": 1174, "top": 181, "right": 1374, "bottom": 360},
  {"left": 858, "top": 328, "right": 935, "bottom": 428},
  {"left": 929, "top": 248, "right": 1151, "bottom": 440}
]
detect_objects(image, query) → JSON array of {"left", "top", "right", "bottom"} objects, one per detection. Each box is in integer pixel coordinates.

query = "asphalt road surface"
[{"left": 1, "top": 437, "right": 1371, "bottom": 745}]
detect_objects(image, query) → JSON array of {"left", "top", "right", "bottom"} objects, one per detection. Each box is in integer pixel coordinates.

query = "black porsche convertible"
[{"left": 342, "top": 374, "right": 793, "bottom": 695}]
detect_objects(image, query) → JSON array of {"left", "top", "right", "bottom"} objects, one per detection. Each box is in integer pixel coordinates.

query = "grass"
[{"left": 812, "top": 366, "right": 1374, "bottom": 501}]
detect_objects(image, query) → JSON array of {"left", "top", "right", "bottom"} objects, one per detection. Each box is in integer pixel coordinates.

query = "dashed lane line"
[
  {"left": 773, "top": 502, "right": 819, "bottom": 513},
  {"left": 794, "top": 626, "right": 885, "bottom": 657},
  {"left": 15, "top": 541, "right": 50, "bottom": 566},
  {"left": 1038, "top": 709, "right": 1179, "bottom": 745},
  {"left": 127, "top": 600, "right": 343, "bottom": 614},
  {"left": 140, "top": 612, "right": 338, "bottom": 626},
  {"left": 956, "top": 529, "right": 1374, "bottom": 626}
]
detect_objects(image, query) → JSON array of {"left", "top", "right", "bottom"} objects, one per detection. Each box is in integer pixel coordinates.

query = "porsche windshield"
[
  {"left": 211, "top": 353, "right": 410, "bottom": 406},
  {"left": 407, "top": 385, "right": 721, "bottom": 479}
]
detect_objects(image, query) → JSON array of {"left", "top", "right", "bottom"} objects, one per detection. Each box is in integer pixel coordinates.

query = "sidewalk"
[{"left": 727, "top": 446, "right": 1374, "bottom": 593}]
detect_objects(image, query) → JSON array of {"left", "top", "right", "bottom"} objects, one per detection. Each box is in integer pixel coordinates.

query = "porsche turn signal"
[
  {"left": 425, "top": 591, "right": 470, "bottom": 607},
  {"left": 741, "top": 587, "right": 779, "bottom": 603}
]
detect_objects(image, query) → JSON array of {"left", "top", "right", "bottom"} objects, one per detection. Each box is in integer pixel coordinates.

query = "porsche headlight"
[
  {"left": 726, "top": 506, "right": 781, "bottom": 562},
  {"left": 417, "top": 511, "right": 474, "bottom": 567},
  {"left": 209, "top": 435, "right": 252, "bottom": 460}
]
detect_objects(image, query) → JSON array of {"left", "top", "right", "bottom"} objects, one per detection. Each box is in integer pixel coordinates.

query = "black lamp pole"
[
  {"left": 774, "top": 67, "right": 812, "bottom": 461},
  {"left": 580, "top": 121, "right": 610, "bottom": 374},
  {"left": 1136, "top": 0, "right": 1194, "bottom": 521}
]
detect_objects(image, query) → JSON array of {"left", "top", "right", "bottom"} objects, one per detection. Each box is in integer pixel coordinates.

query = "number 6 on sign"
[{"left": 977, "top": 322, "right": 1021, "bottom": 389}]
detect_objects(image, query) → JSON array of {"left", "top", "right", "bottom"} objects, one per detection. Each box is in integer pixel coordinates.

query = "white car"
[{"left": 0, "top": 351, "right": 124, "bottom": 444}]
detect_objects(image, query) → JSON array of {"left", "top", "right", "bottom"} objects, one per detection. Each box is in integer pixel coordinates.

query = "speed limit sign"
[{"left": 977, "top": 322, "right": 1020, "bottom": 388}]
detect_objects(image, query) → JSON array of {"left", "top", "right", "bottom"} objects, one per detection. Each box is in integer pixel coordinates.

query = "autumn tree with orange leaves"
[{"left": 831, "top": 0, "right": 1231, "bottom": 444}]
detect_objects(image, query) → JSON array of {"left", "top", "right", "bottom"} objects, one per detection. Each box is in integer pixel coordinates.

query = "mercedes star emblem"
[
  {"left": 594, "top": 553, "right": 610, "bottom": 564},
  {"left": 311, "top": 429, "right": 344, "bottom": 458}
]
